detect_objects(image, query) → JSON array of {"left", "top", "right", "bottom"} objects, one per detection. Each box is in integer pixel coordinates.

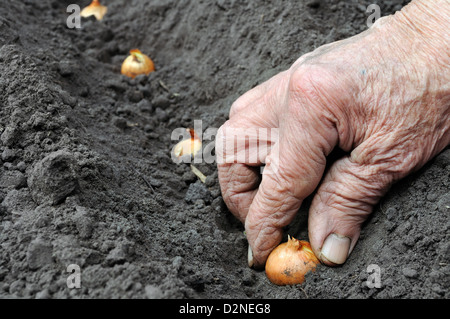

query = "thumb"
[{"left": 308, "top": 156, "right": 395, "bottom": 266}]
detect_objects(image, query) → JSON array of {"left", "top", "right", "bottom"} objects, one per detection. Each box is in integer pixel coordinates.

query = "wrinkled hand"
[{"left": 216, "top": 2, "right": 450, "bottom": 268}]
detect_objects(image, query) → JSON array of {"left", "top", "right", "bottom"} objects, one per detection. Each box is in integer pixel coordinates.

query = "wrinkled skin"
[{"left": 216, "top": 1, "right": 450, "bottom": 268}]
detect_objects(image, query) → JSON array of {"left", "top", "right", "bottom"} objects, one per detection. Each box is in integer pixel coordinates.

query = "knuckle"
[
  {"left": 229, "top": 98, "right": 247, "bottom": 118},
  {"left": 258, "top": 174, "right": 300, "bottom": 220},
  {"left": 288, "top": 65, "right": 328, "bottom": 104},
  {"left": 286, "top": 65, "right": 340, "bottom": 130}
]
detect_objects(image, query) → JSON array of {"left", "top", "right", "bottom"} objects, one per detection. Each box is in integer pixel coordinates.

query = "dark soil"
[{"left": 0, "top": 0, "right": 448, "bottom": 299}]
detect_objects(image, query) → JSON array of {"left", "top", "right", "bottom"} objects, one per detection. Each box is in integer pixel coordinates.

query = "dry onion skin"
[
  {"left": 80, "top": 0, "right": 108, "bottom": 21},
  {"left": 121, "top": 49, "right": 155, "bottom": 79},
  {"left": 173, "top": 128, "right": 202, "bottom": 158},
  {"left": 265, "top": 236, "right": 320, "bottom": 285}
]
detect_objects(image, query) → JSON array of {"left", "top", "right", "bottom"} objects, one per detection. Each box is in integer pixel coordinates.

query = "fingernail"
[
  {"left": 248, "top": 245, "right": 254, "bottom": 268},
  {"left": 320, "top": 233, "right": 351, "bottom": 265}
]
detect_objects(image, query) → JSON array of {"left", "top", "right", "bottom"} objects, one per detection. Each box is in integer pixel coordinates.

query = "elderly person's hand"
[{"left": 216, "top": 0, "right": 449, "bottom": 268}]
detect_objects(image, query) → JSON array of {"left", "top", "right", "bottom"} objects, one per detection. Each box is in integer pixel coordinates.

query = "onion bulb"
[
  {"left": 173, "top": 128, "right": 202, "bottom": 158},
  {"left": 265, "top": 236, "right": 319, "bottom": 285},
  {"left": 80, "top": 0, "right": 107, "bottom": 21},
  {"left": 121, "top": 49, "right": 155, "bottom": 79}
]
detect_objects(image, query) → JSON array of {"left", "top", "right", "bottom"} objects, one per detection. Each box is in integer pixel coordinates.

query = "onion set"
[
  {"left": 173, "top": 128, "right": 202, "bottom": 158},
  {"left": 265, "top": 236, "right": 319, "bottom": 285},
  {"left": 80, "top": 0, "right": 108, "bottom": 21},
  {"left": 121, "top": 49, "right": 155, "bottom": 79}
]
